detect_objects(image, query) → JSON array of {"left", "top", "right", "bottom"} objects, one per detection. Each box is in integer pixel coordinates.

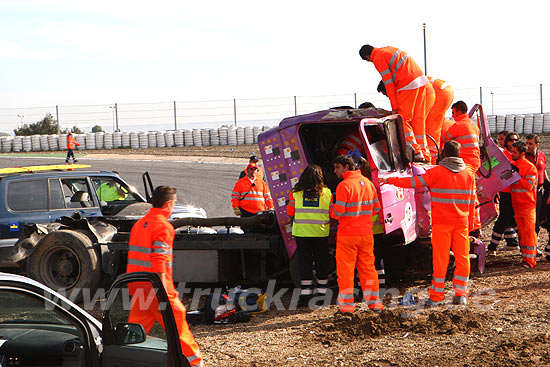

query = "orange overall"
[
  {"left": 371, "top": 47, "right": 428, "bottom": 158},
  {"left": 426, "top": 78, "right": 454, "bottom": 164},
  {"left": 127, "top": 208, "right": 203, "bottom": 366},
  {"left": 510, "top": 157, "right": 538, "bottom": 268},
  {"left": 330, "top": 170, "right": 383, "bottom": 312},
  {"left": 231, "top": 176, "right": 274, "bottom": 214},
  {"left": 335, "top": 128, "right": 365, "bottom": 156},
  {"left": 442, "top": 113, "right": 482, "bottom": 231},
  {"left": 388, "top": 158, "right": 476, "bottom": 301}
]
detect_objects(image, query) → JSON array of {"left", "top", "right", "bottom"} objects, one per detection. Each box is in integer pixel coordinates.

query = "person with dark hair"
[
  {"left": 510, "top": 141, "right": 538, "bottom": 268},
  {"left": 65, "top": 132, "right": 79, "bottom": 163},
  {"left": 359, "top": 44, "right": 430, "bottom": 162},
  {"left": 497, "top": 130, "right": 509, "bottom": 150},
  {"left": 425, "top": 77, "right": 454, "bottom": 164},
  {"left": 330, "top": 154, "right": 383, "bottom": 315},
  {"left": 525, "top": 134, "right": 548, "bottom": 232},
  {"left": 239, "top": 154, "right": 265, "bottom": 181},
  {"left": 380, "top": 140, "right": 476, "bottom": 306},
  {"left": 126, "top": 186, "right": 203, "bottom": 366},
  {"left": 358, "top": 101, "right": 375, "bottom": 109},
  {"left": 287, "top": 164, "right": 333, "bottom": 307},
  {"left": 489, "top": 132, "right": 520, "bottom": 254},
  {"left": 232, "top": 162, "right": 274, "bottom": 217}
]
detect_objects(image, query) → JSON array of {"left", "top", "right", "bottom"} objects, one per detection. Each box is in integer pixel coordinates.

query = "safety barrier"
[
  {"left": 2, "top": 126, "right": 274, "bottom": 153},
  {"left": 487, "top": 113, "right": 550, "bottom": 134}
]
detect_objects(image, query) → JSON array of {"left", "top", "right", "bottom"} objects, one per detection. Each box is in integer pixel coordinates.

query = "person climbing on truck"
[{"left": 286, "top": 164, "right": 333, "bottom": 308}]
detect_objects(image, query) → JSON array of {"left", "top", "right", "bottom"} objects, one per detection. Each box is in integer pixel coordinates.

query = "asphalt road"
[{"left": 0, "top": 155, "right": 245, "bottom": 217}]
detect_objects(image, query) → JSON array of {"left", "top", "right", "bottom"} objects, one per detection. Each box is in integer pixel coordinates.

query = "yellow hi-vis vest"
[
  {"left": 292, "top": 187, "right": 331, "bottom": 237},
  {"left": 372, "top": 213, "right": 384, "bottom": 234}
]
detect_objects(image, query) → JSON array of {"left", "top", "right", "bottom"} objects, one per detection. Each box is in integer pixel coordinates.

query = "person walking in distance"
[
  {"left": 287, "top": 164, "right": 333, "bottom": 307},
  {"left": 380, "top": 141, "right": 476, "bottom": 306},
  {"left": 126, "top": 186, "right": 204, "bottom": 366},
  {"left": 360, "top": 44, "right": 430, "bottom": 161},
  {"left": 65, "top": 132, "right": 79, "bottom": 163},
  {"left": 232, "top": 162, "right": 274, "bottom": 217},
  {"left": 330, "top": 155, "right": 383, "bottom": 315},
  {"left": 509, "top": 141, "right": 539, "bottom": 269}
]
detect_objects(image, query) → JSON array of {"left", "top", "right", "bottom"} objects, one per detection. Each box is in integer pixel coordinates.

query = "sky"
[{"left": 0, "top": 0, "right": 549, "bottom": 132}]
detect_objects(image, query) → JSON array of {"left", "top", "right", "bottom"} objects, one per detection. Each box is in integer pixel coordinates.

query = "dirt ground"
[{"left": 77, "top": 142, "right": 550, "bottom": 366}]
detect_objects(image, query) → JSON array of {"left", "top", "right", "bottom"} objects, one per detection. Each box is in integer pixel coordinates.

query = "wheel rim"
[{"left": 41, "top": 246, "right": 82, "bottom": 290}]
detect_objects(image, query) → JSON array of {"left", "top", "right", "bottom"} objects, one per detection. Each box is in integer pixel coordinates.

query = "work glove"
[{"left": 233, "top": 207, "right": 242, "bottom": 216}]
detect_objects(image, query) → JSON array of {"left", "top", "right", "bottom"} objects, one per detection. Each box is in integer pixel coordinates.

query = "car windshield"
[
  {"left": 0, "top": 290, "right": 74, "bottom": 325},
  {"left": 91, "top": 177, "right": 141, "bottom": 204}
]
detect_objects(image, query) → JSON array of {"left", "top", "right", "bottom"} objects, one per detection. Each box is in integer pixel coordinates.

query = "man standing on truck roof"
[
  {"left": 380, "top": 140, "right": 476, "bottom": 306},
  {"left": 426, "top": 77, "right": 454, "bottom": 164},
  {"left": 360, "top": 44, "right": 429, "bottom": 162},
  {"left": 239, "top": 154, "right": 265, "bottom": 182},
  {"left": 441, "top": 101, "right": 482, "bottom": 235},
  {"left": 510, "top": 141, "right": 539, "bottom": 269},
  {"left": 65, "top": 132, "right": 79, "bottom": 163},
  {"left": 330, "top": 154, "right": 383, "bottom": 315},
  {"left": 126, "top": 186, "right": 204, "bottom": 367},
  {"left": 232, "top": 162, "right": 274, "bottom": 217}
]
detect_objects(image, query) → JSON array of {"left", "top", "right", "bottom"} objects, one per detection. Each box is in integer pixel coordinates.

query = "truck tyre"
[
  {"left": 289, "top": 252, "right": 301, "bottom": 287},
  {"left": 26, "top": 230, "right": 102, "bottom": 303}
]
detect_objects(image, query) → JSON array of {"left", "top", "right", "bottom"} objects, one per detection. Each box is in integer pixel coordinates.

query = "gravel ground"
[{"left": 75, "top": 140, "right": 550, "bottom": 366}]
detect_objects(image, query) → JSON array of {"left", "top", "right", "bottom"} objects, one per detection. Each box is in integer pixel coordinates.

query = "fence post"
[
  {"left": 294, "top": 96, "right": 297, "bottom": 116},
  {"left": 541, "top": 84, "right": 544, "bottom": 114},
  {"left": 173, "top": 101, "right": 177, "bottom": 130},
  {"left": 115, "top": 103, "right": 119, "bottom": 132},
  {"left": 233, "top": 99, "right": 237, "bottom": 127},
  {"left": 479, "top": 87, "right": 483, "bottom": 105},
  {"left": 354, "top": 93, "right": 357, "bottom": 108},
  {"left": 56, "top": 105, "right": 60, "bottom": 134}
]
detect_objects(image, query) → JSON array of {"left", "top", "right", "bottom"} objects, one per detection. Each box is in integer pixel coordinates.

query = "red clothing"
[
  {"left": 66, "top": 134, "right": 79, "bottom": 150},
  {"left": 526, "top": 150, "right": 547, "bottom": 186},
  {"left": 387, "top": 160, "right": 476, "bottom": 227},
  {"left": 440, "top": 118, "right": 454, "bottom": 147},
  {"left": 426, "top": 78, "right": 454, "bottom": 164},
  {"left": 330, "top": 170, "right": 380, "bottom": 236},
  {"left": 441, "top": 113, "right": 481, "bottom": 172},
  {"left": 231, "top": 176, "right": 273, "bottom": 213},
  {"left": 510, "top": 157, "right": 537, "bottom": 210},
  {"left": 335, "top": 129, "right": 365, "bottom": 156}
]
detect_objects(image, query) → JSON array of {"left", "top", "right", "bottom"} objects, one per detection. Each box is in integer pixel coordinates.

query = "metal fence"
[{"left": 1, "top": 84, "right": 548, "bottom": 134}]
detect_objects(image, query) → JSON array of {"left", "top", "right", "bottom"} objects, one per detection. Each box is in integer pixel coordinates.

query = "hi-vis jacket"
[
  {"left": 231, "top": 177, "right": 274, "bottom": 213},
  {"left": 510, "top": 156, "right": 537, "bottom": 211},
  {"left": 66, "top": 135, "right": 79, "bottom": 150},
  {"left": 441, "top": 113, "right": 481, "bottom": 171},
  {"left": 335, "top": 129, "right": 365, "bottom": 156},
  {"left": 287, "top": 187, "right": 333, "bottom": 237},
  {"left": 387, "top": 157, "right": 476, "bottom": 227},
  {"left": 371, "top": 46, "right": 427, "bottom": 111},
  {"left": 126, "top": 207, "right": 177, "bottom": 295},
  {"left": 330, "top": 170, "right": 380, "bottom": 236}
]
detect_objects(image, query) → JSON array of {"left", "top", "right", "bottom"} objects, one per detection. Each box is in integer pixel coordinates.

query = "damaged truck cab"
[{"left": 258, "top": 104, "right": 519, "bottom": 275}]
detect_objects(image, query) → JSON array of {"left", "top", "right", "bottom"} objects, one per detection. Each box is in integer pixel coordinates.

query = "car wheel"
[{"left": 26, "top": 230, "right": 102, "bottom": 303}]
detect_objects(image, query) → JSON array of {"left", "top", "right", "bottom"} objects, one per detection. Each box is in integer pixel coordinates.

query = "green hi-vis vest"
[
  {"left": 372, "top": 213, "right": 384, "bottom": 235},
  {"left": 292, "top": 187, "right": 331, "bottom": 237}
]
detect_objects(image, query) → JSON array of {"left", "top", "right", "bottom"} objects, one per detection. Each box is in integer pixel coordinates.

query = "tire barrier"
[{"left": 1, "top": 125, "right": 285, "bottom": 153}]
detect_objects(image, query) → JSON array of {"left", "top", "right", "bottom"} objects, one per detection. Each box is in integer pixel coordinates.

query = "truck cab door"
[
  {"left": 142, "top": 172, "right": 154, "bottom": 203},
  {"left": 469, "top": 104, "right": 521, "bottom": 226},
  {"left": 101, "top": 272, "right": 190, "bottom": 367},
  {"left": 358, "top": 116, "right": 418, "bottom": 243}
]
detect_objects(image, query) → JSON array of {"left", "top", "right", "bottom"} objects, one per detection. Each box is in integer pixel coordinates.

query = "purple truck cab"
[{"left": 258, "top": 104, "right": 518, "bottom": 264}]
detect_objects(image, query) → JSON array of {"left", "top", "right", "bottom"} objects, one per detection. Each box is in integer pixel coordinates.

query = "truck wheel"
[
  {"left": 289, "top": 252, "right": 301, "bottom": 287},
  {"left": 26, "top": 230, "right": 101, "bottom": 303}
]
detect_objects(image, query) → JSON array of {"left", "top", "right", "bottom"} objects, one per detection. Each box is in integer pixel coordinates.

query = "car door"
[
  {"left": 358, "top": 116, "right": 419, "bottom": 243},
  {"left": 48, "top": 177, "right": 103, "bottom": 221},
  {"left": 101, "top": 272, "right": 190, "bottom": 367}
]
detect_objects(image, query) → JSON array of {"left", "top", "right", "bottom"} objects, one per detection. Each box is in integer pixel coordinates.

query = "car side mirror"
[{"left": 114, "top": 322, "right": 146, "bottom": 345}]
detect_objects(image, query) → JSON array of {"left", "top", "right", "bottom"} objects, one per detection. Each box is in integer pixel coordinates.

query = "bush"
[
  {"left": 91, "top": 125, "right": 103, "bottom": 133},
  {"left": 14, "top": 114, "right": 59, "bottom": 136}
]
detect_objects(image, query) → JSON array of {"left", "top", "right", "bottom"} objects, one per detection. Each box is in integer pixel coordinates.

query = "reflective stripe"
[
  {"left": 366, "top": 299, "right": 381, "bottom": 305},
  {"left": 335, "top": 200, "right": 347, "bottom": 207},
  {"left": 388, "top": 50, "right": 400, "bottom": 70},
  {"left": 431, "top": 286, "right": 445, "bottom": 292},
  {"left": 431, "top": 197, "right": 475, "bottom": 205},
  {"left": 362, "top": 290, "right": 379, "bottom": 297},
  {"left": 316, "top": 288, "right": 328, "bottom": 294},
  {"left": 293, "top": 219, "right": 330, "bottom": 225},
  {"left": 418, "top": 176, "right": 427, "bottom": 187},
  {"left": 301, "top": 280, "right": 313, "bottom": 285},
  {"left": 153, "top": 241, "right": 169, "bottom": 249},
  {"left": 457, "top": 134, "right": 479, "bottom": 140},
  {"left": 301, "top": 289, "right": 313, "bottom": 295},
  {"left": 187, "top": 352, "right": 202, "bottom": 363},
  {"left": 392, "top": 54, "right": 408, "bottom": 73},
  {"left": 346, "top": 200, "right": 377, "bottom": 207},
  {"left": 152, "top": 247, "right": 172, "bottom": 255},
  {"left": 404, "top": 131, "right": 415, "bottom": 138},
  {"left": 317, "top": 279, "right": 328, "bottom": 285},
  {"left": 167, "top": 262, "right": 172, "bottom": 268},
  {"left": 294, "top": 208, "right": 330, "bottom": 214},
  {"left": 410, "top": 177, "right": 416, "bottom": 188},
  {"left": 511, "top": 188, "right": 529, "bottom": 193},
  {"left": 231, "top": 191, "right": 240, "bottom": 196},
  {"left": 129, "top": 245, "right": 151, "bottom": 254},
  {"left": 432, "top": 276, "right": 445, "bottom": 283},
  {"left": 380, "top": 68, "right": 391, "bottom": 77},
  {"left": 453, "top": 275, "right": 469, "bottom": 282},
  {"left": 377, "top": 269, "right": 385, "bottom": 275},
  {"left": 415, "top": 134, "right": 425, "bottom": 140},
  {"left": 430, "top": 188, "right": 476, "bottom": 195},
  {"left": 383, "top": 77, "right": 394, "bottom": 86},
  {"left": 523, "top": 254, "right": 537, "bottom": 258},
  {"left": 521, "top": 246, "right": 537, "bottom": 251},
  {"left": 525, "top": 175, "right": 537, "bottom": 179},
  {"left": 241, "top": 197, "right": 265, "bottom": 201},
  {"left": 127, "top": 258, "right": 152, "bottom": 268},
  {"left": 343, "top": 210, "right": 373, "bottom": 216},
  {"left": 461, "top": 143, "right": 480, "bottom": 148},
  {"left": 338, "top": 293, "right": 354, "bottom": 300},
  {"left": 453, "top": 284, "right": 467, "bottom": 291},
  {"left": 333, "top": 209, "right": 344, "bottom": 217},
  {"left": 445, "top": 131, "right": 455, "bottom": 140}
]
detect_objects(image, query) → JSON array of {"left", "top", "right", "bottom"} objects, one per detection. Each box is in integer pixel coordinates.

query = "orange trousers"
[
  {"left": 396, "top": 85, "right": 428, "bottom": 158},
  {"left": 129, "top": 291, "right": 203, "bottom": 366},
  {"left": 425, "top": 87, "right": 454, "bottom": 164},
  {"left": 515, "top": 210, "right": 537, "bottom": 268},
  {"left": 429, "top": 223, "right": 470, "bottom": 302},
  {"left": 336, "top": 234, "right": 383, "bottom": 312}
]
